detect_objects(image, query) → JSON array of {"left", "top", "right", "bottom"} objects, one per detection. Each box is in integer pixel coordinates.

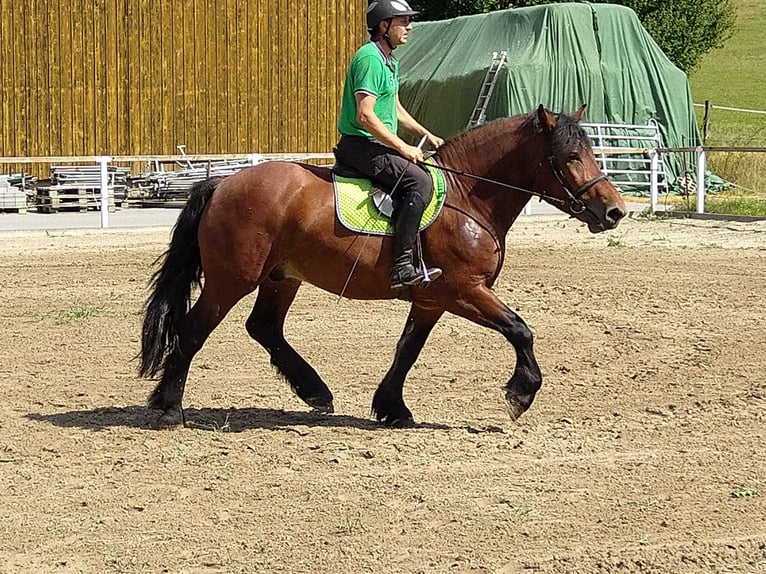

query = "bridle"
[{"left": 545, "top": 154, "right": 607, "bottom": 215}]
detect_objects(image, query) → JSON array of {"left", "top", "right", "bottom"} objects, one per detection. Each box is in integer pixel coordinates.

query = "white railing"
[
  {"left": 5, "top": 147, "right": 765, "bottom": 223},
  {"left": 525, "top": 145, "right": 764, "bottom": 216},
  {"left": 582, "top": 120, "right": 669, "bottom": 194},
  {"left": 1, "top": 152, "right": 334, "bottom": 228}
]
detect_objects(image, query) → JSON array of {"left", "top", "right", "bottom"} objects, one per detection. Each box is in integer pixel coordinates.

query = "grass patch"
[
  {"left": 688, "top": 0, "right": 766, "bottom": 202},
  {"left": 705, "top": 194, "right": 766, "bottom": 216},
  {"left": 651, "top": 189, "right": 766, "bottom": 217},
  {"left": 730, "top": 486, "right": 759, "bottom": 499},
  {"left": 28, "top": 305, "right": 102, "bottom": 324},
  {"left": 706, "top": 150, "right": 766, "bottom": 194},
  {"left": 689, "top": 0, "right": 766, "bottom": 124}
]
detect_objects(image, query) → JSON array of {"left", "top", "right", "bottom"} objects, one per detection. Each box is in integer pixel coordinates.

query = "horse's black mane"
[
  {"left": 444, "top": 109, "right": 590, "bottom": 155},
  {"left": 539, "top": 111, "right": 592, "bottom": 155}
]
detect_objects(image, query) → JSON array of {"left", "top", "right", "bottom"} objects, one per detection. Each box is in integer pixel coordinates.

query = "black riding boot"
[{"left": 390, "top": 192, "right": 442, "bottom": 289}]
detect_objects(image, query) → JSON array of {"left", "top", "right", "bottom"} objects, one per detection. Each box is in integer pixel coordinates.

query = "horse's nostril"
[{"left": 607, "top": 207, "right": 625, "bottom": 224}]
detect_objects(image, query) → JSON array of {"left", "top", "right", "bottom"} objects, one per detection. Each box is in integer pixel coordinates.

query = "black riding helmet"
[{"left": 366, "top": 0, "right": 418, "bottom": 36}]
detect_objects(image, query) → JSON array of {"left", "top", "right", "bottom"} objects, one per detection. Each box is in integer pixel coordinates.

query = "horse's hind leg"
[
  {"left": 245, "top": 278, "right": 334, "bottom": 413},
  {"left": 372, "top": 305, "right": 443, "bottom": 426},
  {"left": 149, "top": 288, "right": 240, "bottom": 427}
]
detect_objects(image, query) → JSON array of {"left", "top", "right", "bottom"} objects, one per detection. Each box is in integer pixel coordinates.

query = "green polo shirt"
[{"left": 338, "top": 42, "right": 399, "bottom": 138}]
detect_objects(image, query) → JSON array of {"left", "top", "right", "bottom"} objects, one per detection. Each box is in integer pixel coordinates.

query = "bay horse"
[{"left": 140, "top": 105, "right": 626, "bottom": 428}]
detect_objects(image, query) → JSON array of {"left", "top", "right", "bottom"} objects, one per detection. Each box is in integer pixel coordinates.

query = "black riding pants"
[{"left": 334, "top": 135, "right": 433, "bottom": 206}]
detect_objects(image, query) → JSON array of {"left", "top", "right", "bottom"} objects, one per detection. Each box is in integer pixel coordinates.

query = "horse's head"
[{"left": 536, "top": 104, "right": 626, "bottom": 232}]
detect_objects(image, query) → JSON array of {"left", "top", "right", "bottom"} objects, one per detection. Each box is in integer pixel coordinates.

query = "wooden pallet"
[
  {"left": 35, "top": 187, "right": 116, "bottom": 213},
  {"left": 0, "top": 199, "right": 27, "bottom": 213},
  {"left": 0, "top": 188, "right": 27, "bottom": 213},
  {"left": 0, "top": 205, "right": 27, "bottom": 214}
]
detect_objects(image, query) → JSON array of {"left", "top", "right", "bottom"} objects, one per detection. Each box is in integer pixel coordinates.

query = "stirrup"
[
  {"left": 390, "top": 265, "right": 442, "bottom": 290},
  {"left": 419, "top": 266, "right": 442, "bottom": 287}
]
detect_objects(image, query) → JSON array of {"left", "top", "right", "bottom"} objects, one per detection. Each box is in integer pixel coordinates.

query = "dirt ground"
[{"left": 0, "top": 214, "right": 764, "bottom": 573}]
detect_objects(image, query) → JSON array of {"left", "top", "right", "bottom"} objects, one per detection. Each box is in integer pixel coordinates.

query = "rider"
[{"left": 335, "top": 0, "right": 444, "bottom": 290}]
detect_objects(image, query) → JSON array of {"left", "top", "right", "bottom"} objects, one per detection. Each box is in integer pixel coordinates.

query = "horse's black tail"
[{"left": 139, "top": 177, "right": 222, "bottom": 379}]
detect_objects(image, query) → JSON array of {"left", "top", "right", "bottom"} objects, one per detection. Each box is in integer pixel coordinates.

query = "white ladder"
[{"left": 466, "top": 51, "right": 507, "bottom": 129}]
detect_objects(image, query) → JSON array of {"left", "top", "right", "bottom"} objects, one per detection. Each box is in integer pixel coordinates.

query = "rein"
[{"left": 423, "top": 154, "right": 607, "bottom": 217}]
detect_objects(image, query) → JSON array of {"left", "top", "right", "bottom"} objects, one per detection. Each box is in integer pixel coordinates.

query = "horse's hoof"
[
  {"left": 305, "top": 396, "right": 334, "bottom": 414},
  {"left": 505, "top": 394, "right": 526, "bottom": 422},
  {"left": 156, "top": 407, "right": 184, "bottom": 429},
  {"left": 385, "top": 415, "right": 416, "bottom": 428}
]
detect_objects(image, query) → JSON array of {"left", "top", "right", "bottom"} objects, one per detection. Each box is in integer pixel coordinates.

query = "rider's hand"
[
  {"left": 427, "top": 133, "right": 445, "bottom": 149},
  {"left": 401, "top": 143, "right": 425, "bottom": 163}
]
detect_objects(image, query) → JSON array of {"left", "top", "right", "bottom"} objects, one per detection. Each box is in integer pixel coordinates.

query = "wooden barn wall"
[{"left": 0, "top": 0, "right": 365, "bottom": 168}]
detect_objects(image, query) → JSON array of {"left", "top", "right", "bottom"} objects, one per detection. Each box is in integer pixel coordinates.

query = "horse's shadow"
[{"left": 25, "top": 405, "right": 451, "bottom": 433}]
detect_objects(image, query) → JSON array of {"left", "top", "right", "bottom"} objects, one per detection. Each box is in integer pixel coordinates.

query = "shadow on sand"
[{"left": 26, "top": 405, "right": 452, "bottom": 432}]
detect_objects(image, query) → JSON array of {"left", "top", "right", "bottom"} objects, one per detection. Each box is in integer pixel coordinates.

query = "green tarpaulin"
[{"left": 397, "top": 2, "right": 702, "bottom": 187}]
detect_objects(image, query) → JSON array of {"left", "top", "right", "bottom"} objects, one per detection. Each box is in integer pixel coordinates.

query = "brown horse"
[{"left": 140, "top": 105, "right": 626, "bottom": 428}]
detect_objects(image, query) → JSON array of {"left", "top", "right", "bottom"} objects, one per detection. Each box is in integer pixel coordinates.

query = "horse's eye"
[{"left": 568, "top": 152, "right": 581, "bottom": 162}]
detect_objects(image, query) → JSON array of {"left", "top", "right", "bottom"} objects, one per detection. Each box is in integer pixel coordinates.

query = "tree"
[{"left": 410, "top": 0, "right": 735, "bottom": 73}]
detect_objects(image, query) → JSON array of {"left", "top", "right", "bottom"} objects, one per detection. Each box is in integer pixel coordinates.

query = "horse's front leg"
[
  {"left": 448, "top": 286, "right": 542, "bottom": 420},
  {"left": 372, "top": 304, "right": 444, "bottom": 427}
]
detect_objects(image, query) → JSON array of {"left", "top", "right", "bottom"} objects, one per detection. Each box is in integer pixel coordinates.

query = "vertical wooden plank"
[
  {"left": 274, "top": 0, "right": 287, "bottom": 151},
  {"left": 292, "top": 0, "right": 302, "bottom": 152},
  {"left": 226, "top": 0, "right": 238, "bottom": 152},
  {"left": 71, "top": 0, "right": 86, "bottom": 155},
  {"left": 157, "top": 0, "right": 172, "bottom": 154},
  {"left": 235, "top": 0, "right": 248, "bottom": 151},
  {"left": 25, "top": 2, "right": 38, "bottom": 157},
  {"left": 48, "top": 0, "right": 63, "bottom": 156},
  {"left": 287, "top": 0, "right": 295, "bottom": 151},
  {"left": 140, "top": 0, "right": 152, "bottom": 154},
  {"left": 105, "top": 0, "right": 118, "bottom": 153},
  {"left": 304, "top": 0, "right": 321, "bottom": 151},
  {"left": 182, "top": 0, "right": 197, "bottom": 152},
  {"left": 206, "top": 0, "right": 218, "bottom": 151},
  {"left": 115, "top": 0, "right": 130, "bottom": 154},
  {"left": 246, "top": 0, "right": 258, "bottom": 152},
  {"left": 143, "top": 0, "right": 155, "bottom": 152},
  {"left": 257, "top": 0, "right": 269, "bottom": 152},
  {"left": 172, "top": 0, "right": 184, "bottom": 151},
  {"left": 59, "top": 0, "right": 75, "bottom": 155},
  {"left": 19, "top": 2, "right": 31, "bottom": 158},
  {"left": 326, "top": 0, "right": 338, "bottom": 155},
  {"left": 316, "top": 0, "right": 328, "bottom": 153},
  {"left": 27, "top": 0, "right": 47, "bottom": 155},
  {"left": 90, "top": 0, "right": 98, "bottom": 154},
  {"left": 299, "top": 0, "right": 310, "bottom": 152},
  {"left": 217, "top": 0, "right": 229, "bottom": 152},
  {"left": 0, "top": 2, "right": 6, "bottom": 158},
  {"left": 127, "top": 0, "right": 143, "bottom": 154},
  {"left": 12, "top": 2, "right": 27, "bottom": 157},
  {"left": 3, "top": 0, "right": 16, "bottom": 170},
  {"left": 92, "top": 0, "right": 107, "bottom": 154}
]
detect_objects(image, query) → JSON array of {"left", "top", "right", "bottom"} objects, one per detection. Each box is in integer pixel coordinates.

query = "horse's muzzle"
[{"left": 587, "top": 203, "right": 626, "bottom": 232}]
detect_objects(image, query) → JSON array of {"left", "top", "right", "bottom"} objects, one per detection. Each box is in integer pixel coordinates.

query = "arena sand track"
[{"left": 0, "top": 215, "right": 764, "bottom": 573}]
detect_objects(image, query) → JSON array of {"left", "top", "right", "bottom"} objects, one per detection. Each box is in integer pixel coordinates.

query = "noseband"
[{"left": 546, "top": 154, "right": 607, "bottom": 215}]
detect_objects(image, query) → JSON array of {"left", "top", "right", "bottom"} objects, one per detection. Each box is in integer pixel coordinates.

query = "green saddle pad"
[{"left": 333, "top": 163, "right": 446, "bottom": 236}]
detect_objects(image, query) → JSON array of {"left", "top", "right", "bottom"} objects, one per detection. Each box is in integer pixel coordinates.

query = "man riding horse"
[{"left": 334, "top": 0, "right": 445, "bottom": 290}]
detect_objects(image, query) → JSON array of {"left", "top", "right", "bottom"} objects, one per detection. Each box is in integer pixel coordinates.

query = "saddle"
[
  {"left": 330, "top": 157, "right": 447, "bottom": 237},
  {"left": 331, "top": 160, "right": 397, "bottom": 218}
]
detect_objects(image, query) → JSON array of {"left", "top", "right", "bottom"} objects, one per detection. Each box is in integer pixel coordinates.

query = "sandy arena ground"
[{"left": 0, "top": 214, "right": 764, "bottom": 573}]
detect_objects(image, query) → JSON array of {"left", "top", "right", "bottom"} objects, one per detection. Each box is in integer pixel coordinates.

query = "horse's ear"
[
  {"left": 573, "top": 104, "right": 587, "bottom": 121},
  {"left": 537, "top": 104, "right": 556, "bottom": 134}
]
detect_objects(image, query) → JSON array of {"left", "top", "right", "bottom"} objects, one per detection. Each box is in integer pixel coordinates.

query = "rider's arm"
[{"left": 355, "top": 92, "right": 424, "bottom": 162}]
